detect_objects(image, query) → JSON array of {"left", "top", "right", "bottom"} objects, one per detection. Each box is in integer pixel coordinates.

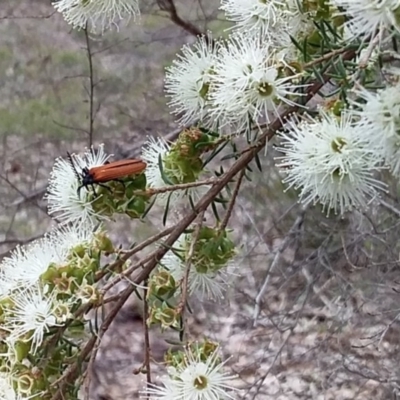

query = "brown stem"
[
  {"left": 220, "top": 169, "right": 245, "bottom": 231},
  {"left": 176, "top": 210, "right": 205, "bottom": 316},
  {"left": 156, "top": 0, "right": 204, "bottom": 37}
]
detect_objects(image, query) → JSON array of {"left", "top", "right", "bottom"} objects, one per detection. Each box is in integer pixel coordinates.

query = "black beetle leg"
[
  {"left": 98, "top": 183, "right": 113, "bottom": 193},
  {"left": 90, "top": 184, "right": 98, "bottom": 196}
]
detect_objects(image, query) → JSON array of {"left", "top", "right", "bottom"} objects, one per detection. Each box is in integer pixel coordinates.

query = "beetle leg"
[{"left": 98, "top": 183, "right": 113, "bottom": 193}]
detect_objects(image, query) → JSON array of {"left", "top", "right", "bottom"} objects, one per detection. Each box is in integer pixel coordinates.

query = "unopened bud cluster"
[{"left": 161, "top": 127, "right": 214, "bottom": 185}]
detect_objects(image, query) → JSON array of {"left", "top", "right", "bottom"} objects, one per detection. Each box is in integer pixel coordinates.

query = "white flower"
[
  {"left": 4, "top": 287, "right": 64, "bottom": 354},
  {"left": 211, "top": 34, "right": 304, "bottom": 133},
  {"left": 165, "top": 35, "right": 222, "bottom": 128},
  {"left": 220, "top": 0, "right": 288, "bottom": 37},
  {"left": 53, "top": 222, "right": 96, "bottom": 251},
  {"left": 52, "top": 0, "right": 140, "bottom": 33},
  {"left": 330, "top": 0, "right": 400, "bottom": 40},
  {"left": 0, "top": 238, "right": 63, "bottom": 290},
  {"left": 0, "top": 224, "right": 95, "bottom": 289},
  {"left": 141, "top": 136, "right": 208, "bottom": 207},
  {"left": 351, "top": 83, "right": 400, "bottom": 176},
  {"left": 145, "top": 348, "right": 237, "bottom": 400},
  {"left": 276, "top": 111, "right": 386, "bottom": 215},
  {"left": 162, "top": 235, "right": 233, "bottom": 300},
  {"left": 46, "top": 144, "right": 110, "bottom": 225}
]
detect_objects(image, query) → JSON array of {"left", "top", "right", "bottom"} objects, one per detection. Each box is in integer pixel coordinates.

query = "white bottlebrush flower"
[
  {"left": 141, "top": 136, "right": 208, "bottom": 207},
  {"left": 211, "top": 34, "right": 304, "bottom": 133},
  {"left": 52, "top": 222, "right": 96, "bottom": 251},
  {"left": 4, "top": 287, "right": 64, "bottom": 354},
  {"left": 351, "top": 83, "right": 400, "bottom": 176},
  {"left": 162, "top": 235, "right": 232, "bottom": 300},
  {"left": 145, "top": 348, "right": 237, "bottom": 400},
  {"left": 220, "top": 0, "right": 288, "bottom": 37},
  {"left": 0, "top": 224, "right": 95, "bottom": 290},
  {"left": 331, "top": 0, "right": 400, "bottom": 40},
  {"left": 165, "top": 35, "right": 222, "bottom": 128},
  {"left": 46, "top": 144, "right": 111, "bottom": 225},
  {"left": 0, "top": 238, "right": 63, "bottom": 290},
  {"left": 52, "top": 0, "right": 140, "bottom": 33},
  {"left": 276, "top": 111, "right": 386, "bottom": 215}
]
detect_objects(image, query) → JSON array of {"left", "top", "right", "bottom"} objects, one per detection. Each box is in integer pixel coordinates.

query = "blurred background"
[{"left": 1, "top": 1, "right": 400, "bottom": 399}]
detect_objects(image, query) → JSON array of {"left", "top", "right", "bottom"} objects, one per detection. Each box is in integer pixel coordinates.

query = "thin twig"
[
  {"left": 156, "top": 0, "right": 204, "bottom": 37},
  {"left": 220, "top": 169, "right": 245, "bottom": 231},
  {"left": 358, "top": 31, "right": 382, "bottom": 70},
  {"left": 84, "top": 27, "right": 95, "bottom": 146},
  {"left": 83, "top": 325, "right": 101, "bottom": 400},
  {"left": 101, "top": 251, "right": 159, "bottom": 293},
  {"left": 303, "top": 47, "right": 350, "bottom": 69},
  {"left": 379, "top": 198, "right": 400, "bottom": 217},
  {"left": 98, "top": 225, "right": 177, "bottom": 286},
  {"left": 0, "top": 235, "right": 43, "bottom": 247},
  {"left": 0, "top": 11, "right": 56, "bottom": 20},
  {"left": 0, "top": 174, "right": 51, "bottom": 219},
  {"left": 133, "top": 177, "right": 216, "bottom": 196},
  {"left": 176, "top": 210, "right": 205, "bottom": 316},
  {"left": 253, "top": 209, "right": 306, "bottom": 325},
  {"left": 250, "top": 282, "right": 312, "bottom": 400},
  {"left": 143, "top": 280, "right": 152, "bottom": 384}
]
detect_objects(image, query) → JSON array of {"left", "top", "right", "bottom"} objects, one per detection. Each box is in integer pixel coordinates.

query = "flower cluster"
[
  {"left": 165, "top": 34, "right": 305, "bottom": 135},
  {"left": 163, "top": 0, "right": 400, "bottom": 216},
  {"left": 276, "top": 110, "right": 387, "bottom": 215},
  {"left": 275, "top": 67, "right": 400, "bottom": 215},
  {"left": 165, "top": 36, "right": 221, "bottom": 128},
  {"left": 144, "top": 342, "right": 238, "bottom": 400},
  {"left": 165, "top": 2, "right": 361, "bottom": 138},
  {"left": 219, "top": 0, "right": 319, "bottom": 58},
  {"left": 0, "top": 224, "right": 112, "bottom": 399}
]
